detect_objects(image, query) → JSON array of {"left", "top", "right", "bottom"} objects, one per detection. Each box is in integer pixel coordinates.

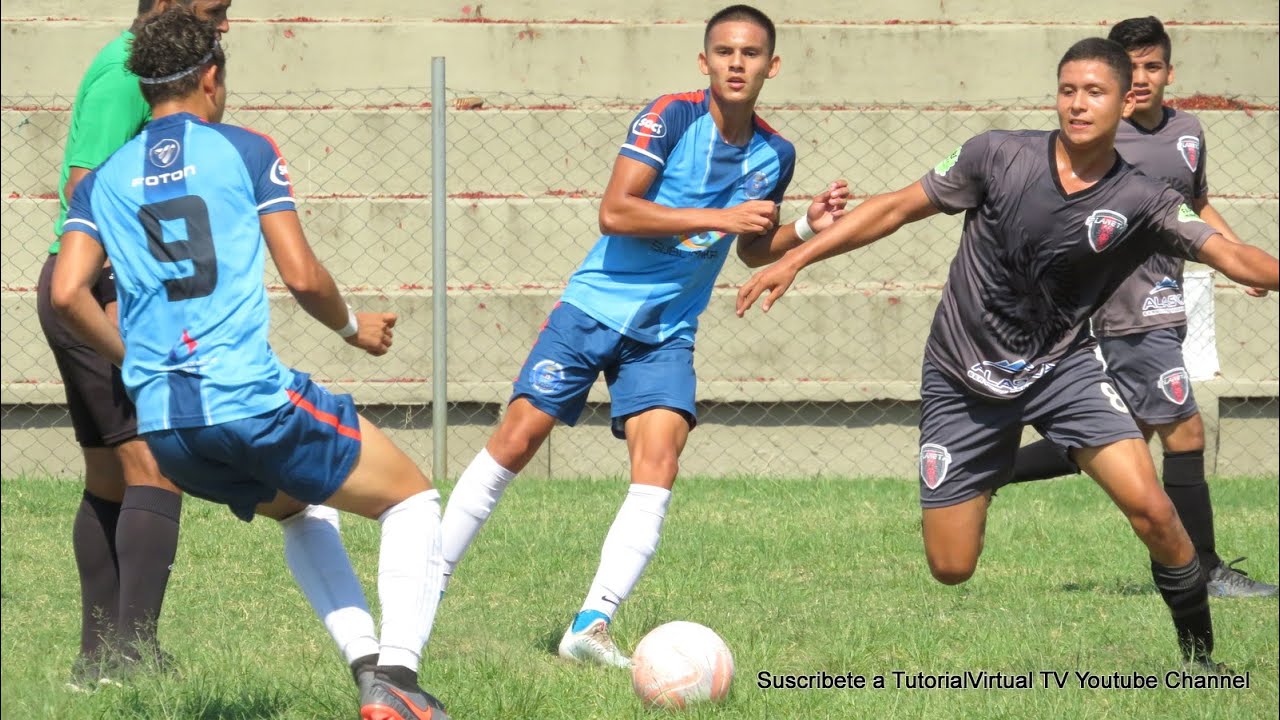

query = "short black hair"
[
  {"left": 127, "top": 6, "right": 226, "bottom": 105},
  {"left": 1057, "top": 37, "right": 1132, "bottom": 93},
  {"left": 705, "top": 4, "right": 777, "bottom": 55},
  {"left": 1109, "top": 16, "right": 1172, "bottom": 64}
]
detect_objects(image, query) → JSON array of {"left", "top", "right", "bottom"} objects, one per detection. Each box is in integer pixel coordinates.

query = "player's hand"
[
  {"left": 736, "top": 260, "right": 801, "bottom": 316},
  {"left": 346, "top": 312, "right": 397, "bottom": 356},
  {"left": 721, "top": 200, "right": 778, "bottom": 235},
  {"left": 1244, "top": 286, "right": 1269, "bottom": 298},
  {"left": 806, "top": 180, "right": 851, "bottom": 233}
]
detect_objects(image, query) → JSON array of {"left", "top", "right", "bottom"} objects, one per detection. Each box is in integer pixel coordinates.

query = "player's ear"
[
  {"left": 698, "top": 50, "right": 710, "bottom": 77},
  {"left": 766, "top": 54, "right": 780, "bottom": 80},
  {"left": 1166, "top": 63, "right": 1175, "bottom": 87},
  {"left": 1121, "top": 87, "right": 1137, "bottom": 119}
]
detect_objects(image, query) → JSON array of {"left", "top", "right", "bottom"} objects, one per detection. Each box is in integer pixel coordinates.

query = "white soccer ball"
[{"left": 631, "top": 621, "right": 735, "bottom": 709}]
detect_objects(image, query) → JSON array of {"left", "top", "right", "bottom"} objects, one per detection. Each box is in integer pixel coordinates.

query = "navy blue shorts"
[
  {"left": 512, "top": 302, "right": 697, "bottom": 439},
  {"left": 144, "top": 371, "right": 362, "bottom": 521}
]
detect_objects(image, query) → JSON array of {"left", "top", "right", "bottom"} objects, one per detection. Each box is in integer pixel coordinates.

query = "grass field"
[{"left": 2, "top": 474, "right": 1276, "bottom": 719}]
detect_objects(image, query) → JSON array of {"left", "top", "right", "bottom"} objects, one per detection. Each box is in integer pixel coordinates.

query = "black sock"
[
  {"left": 1006, "top": 439, "right": 1079, "bottom": 485},
  {"left": 375, "top": 664, "right": 419, "bottom": 691},
  {"left": 1163, "top": 450, "right": 1220, "bottom": 571},
  {"left": 73, "top": 491, "right": 122, "bottom": 660},
  {"left": 1151, "top": 556, "right": 1213, "bottom": 663},
  {"left": 115, "top": 486, "right": 182, "bottom": 658},
  {"left": 350, "top": 653, "right": 379, "bottom": 685}
]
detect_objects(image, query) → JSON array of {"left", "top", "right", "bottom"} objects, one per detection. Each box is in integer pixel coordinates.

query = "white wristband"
[
  {"left": 338, "top": 306, "right": 359, "bottom": 338},
  {"left": 794, "top": 214, "right": 817, "bottom": 242}
]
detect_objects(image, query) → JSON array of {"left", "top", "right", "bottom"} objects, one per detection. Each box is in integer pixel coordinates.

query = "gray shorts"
[
  {"left": 1099, "top": 326, "right": 1198, "bottom": 426},
  {"left": 918, "top": 348, "right": 1143, "bottom": 508}
]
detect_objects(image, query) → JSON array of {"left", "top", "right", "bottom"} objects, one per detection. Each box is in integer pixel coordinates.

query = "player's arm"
[
  {"left": 1191, "top": 197, "right": 1267, "bottom": 297},
  {"left": 737, "top": 180, "right": 851, "bottom": 268},
  {"left": 598, "top": 156, "right": 776, "bottom": 238},
  {"left": 49, "top": 232, "right": 124, "bottom": 366},
  {"left": 1194, "top": 234, "right": 1279, "bottom": 292},
  {"left": 63, "top": 167, "right": 92, "bottom": 215},
  {"left": 260, "top": 210, "right": 395, "bottom": 356},
  {"left": 736, "top": 181, "right": 939, "bottom": 315}
]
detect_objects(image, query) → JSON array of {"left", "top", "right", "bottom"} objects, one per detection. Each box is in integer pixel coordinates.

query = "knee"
[
  {"left": 927, "top": 555, "right": 977, "bottom": 585},
  {"left": 1126, "top": 494, "right": 1179, "bottom": 539},
  {"left": 631, "top": 449, "right": 679, "bottom": 484}
]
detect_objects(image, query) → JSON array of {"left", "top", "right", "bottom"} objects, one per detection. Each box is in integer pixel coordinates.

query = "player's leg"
[
  {"left": 259, "top": 372, "right": 448, "bottom": 718},
  {"left": 72, "top": 447, "right": 124, "bottom": 685},
  {"left": 440, "top": 302, "right": 603, "bottom": 586},
  {"left": 917, "top": 359, "right": 1020, "bottom": 584},
  {"left": 1152, "top": 413, "right": 1276, "bottom": 598},
  {"left": 560, "top": 335, "right": 694, "bottom": 667},
  {"left": 1073, "top": 440, "right": 1218, "bottom": 668},
  {"left": 1030, "top": 349, "right": 1218, "bottom": 668}
]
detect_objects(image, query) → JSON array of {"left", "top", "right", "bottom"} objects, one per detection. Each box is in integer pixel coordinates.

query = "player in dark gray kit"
[
  {"left": 736, "top": 38, "right": 1280, "bottom": 670},
  {"left": 1007, "top": 16, "right": 1276, "bottom": 599}
]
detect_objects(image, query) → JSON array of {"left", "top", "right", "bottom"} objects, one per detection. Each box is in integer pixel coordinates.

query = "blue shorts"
[
  {"left": 512, "top": 302, "right": 697, "bottom": 439},
  {"left": 144, "top": 371, "right": 362, "bottom": 521}
]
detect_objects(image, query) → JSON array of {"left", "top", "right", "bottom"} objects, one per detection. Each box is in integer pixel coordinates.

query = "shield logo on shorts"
[
  {"left": 1177, "top": 135, "right": 1200, "bottom": 172},
  {"left": 530, "top": 359, "right": 564, "bottom": 394},
  {"left": 1158, "top": 367, "right": 1191, "bottom": 405},
  {"left": 919, "top": 443, "right": 952, "bottom": 489},
  {"left": 1085, "top": 209, "right": 1129, "bottom": 252}
]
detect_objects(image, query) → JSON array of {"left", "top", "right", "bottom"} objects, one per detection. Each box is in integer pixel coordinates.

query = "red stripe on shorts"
[{"left": 287, "top": 389, "right": 362, "bottom": 441}]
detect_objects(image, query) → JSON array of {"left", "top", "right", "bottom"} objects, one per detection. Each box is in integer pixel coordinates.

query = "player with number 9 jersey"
[{"left": 64, "top": 114, "right": 294, "bottom": 433}]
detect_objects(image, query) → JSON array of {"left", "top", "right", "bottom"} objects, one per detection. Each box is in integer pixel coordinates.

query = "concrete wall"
[{"left": 2, "top": 2, "right": 1277, "bottom": 479}]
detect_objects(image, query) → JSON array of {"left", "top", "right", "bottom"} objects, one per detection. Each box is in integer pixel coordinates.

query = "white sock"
[
  {"left": 376, "top": 489, "right": 444, "bottom": 671},
  {"left": 580, "top": 484, "right": 672, "bottom": 620},
  {"left": 279, "top": 505, "right": 379, "bottom": 664},
  {"left": 440, "top": 449, "right": 517, "bottom": 583}
]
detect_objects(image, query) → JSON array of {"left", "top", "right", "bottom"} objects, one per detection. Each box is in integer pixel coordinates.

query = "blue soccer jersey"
[
  {"left": 559, "top": 89, "right": 796, "bottom": 343},
  {"left": 64, "top": 112, "right": 296, "bottom": 433}
]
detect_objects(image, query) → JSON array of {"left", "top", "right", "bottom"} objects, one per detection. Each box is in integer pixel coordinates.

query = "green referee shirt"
[{"left": 51, "top": 30, "right": 151, "bottom": 253}]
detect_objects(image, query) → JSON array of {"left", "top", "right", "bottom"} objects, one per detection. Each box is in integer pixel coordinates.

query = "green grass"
[{"left": 2, "top": 475, "right": 1277, "bottom": 719}]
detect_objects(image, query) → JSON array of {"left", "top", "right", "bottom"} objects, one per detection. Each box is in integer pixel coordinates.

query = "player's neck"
[
  {"left": 1054, "top": 133, "right": 1117, "bottom": 190},
  {"left": 150, "top": 100, "right": 211, "bottom": 123},
  {"left": 1129, "top": 104, "right": 1166, "bottom": 131},
  {"left": 708, "top": 95, "right": 756, "bottom": 146}
]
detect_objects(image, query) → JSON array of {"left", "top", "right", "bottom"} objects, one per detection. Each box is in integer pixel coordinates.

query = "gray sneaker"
[{"left": 1207, "top": 557, "right": 1278, "bottom": 598}]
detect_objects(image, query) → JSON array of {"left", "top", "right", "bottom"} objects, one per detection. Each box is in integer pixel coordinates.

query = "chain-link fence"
[{"left": 3, "top": 88, "right": 1276, "bottom": 480}]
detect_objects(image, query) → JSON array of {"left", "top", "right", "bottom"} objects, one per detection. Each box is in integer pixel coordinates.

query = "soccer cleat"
[
  {"left": 558, "top": 616, "right": 632, "bottom": 668},
  {"left": 1182, "top": 658, "right": 1236, "bottom": 676},
  {"left": 1207, "top": 557, "right": 1279, "bottom": 598},
  {"left": 65, "top": 655, "right": 120, "bottom": 693},
  {"left": 359, "top": 672, "right": 449, "bottom": 720}
]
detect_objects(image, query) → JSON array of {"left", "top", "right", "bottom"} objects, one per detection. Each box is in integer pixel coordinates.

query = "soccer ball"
[{"left": 631, "top": 621, "right": 734, "bottom": 709}]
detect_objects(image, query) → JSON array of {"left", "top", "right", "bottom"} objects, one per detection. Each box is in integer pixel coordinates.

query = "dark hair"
[
  {"left": 1057, "top": 37, "right": 1132, "bottom": 93},
  {"left": 1108, "top": 16, "right": 1172, "bottom": 64},
  {"left": 127, "top": 7, "right": 226, "bottom": 105},
  {"left": 705, "top": 4, "right": 777, "bottom": 55}
]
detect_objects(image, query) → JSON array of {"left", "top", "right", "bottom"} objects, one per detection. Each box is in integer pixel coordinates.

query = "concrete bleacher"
[{"left": 2, "top": 1, "right": 1277, "bottom": 477}]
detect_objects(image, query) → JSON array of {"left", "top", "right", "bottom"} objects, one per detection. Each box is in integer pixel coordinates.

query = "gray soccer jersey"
[
  {"left": 919, "top": 129, "right": 1216, "bottom": 401},
  {"left": 1092, "top": 109, "right": 1209, "bottom": 337}
]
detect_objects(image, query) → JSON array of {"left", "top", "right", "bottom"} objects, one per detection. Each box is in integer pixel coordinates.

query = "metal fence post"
[{"left": 431, "top": 57, "right": 448, "bottom": 482}]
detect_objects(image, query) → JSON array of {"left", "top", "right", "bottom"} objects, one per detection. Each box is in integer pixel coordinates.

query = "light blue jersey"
[
  {"left": 65, "top": 112, "right": 296, "bottom": 433},
  {"left": 560, "top": 89, "right": 796, "bottom": 343}
]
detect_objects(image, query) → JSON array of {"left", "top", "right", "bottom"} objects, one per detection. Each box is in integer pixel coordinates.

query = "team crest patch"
[
  {"left": 149, "top": 138, "right": 181, "bottom": 168},
  {"left": 934, "top": 146, "right": 962, "bottom": 176},
  {"left": 1085, "top": 209, "right": 1129, "bottom": 252},
  {"left": 270, "top": 157, "right": 291, "bottom": 186},
  {"left": 743, "top": 171, "right": 770, "bottom": 200},
  {"left": 1176, "top": 135, "right": 1200, "bottom": 172},
  {"left": 530, "top": 359, "right": 565, "bottom": 394},
  {"left": 1176, "top": 204, "right": 1200, "bottom": 223},
  {"left": 1158, "top": 367, "right": 1191, "bottom": 405},
  {"left": 919, "top": 443, "right": 952, "bottom": 489}
]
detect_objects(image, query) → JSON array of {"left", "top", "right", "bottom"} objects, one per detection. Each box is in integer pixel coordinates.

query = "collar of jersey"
[{"left": 145, "top": 112, "right": 205, "bottom": 130}]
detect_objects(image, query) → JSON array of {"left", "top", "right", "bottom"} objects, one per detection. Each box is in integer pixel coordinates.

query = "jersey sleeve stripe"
[
  {"left": 620, "top": 143, "right": 665, "bottom": 165},
  {"left": 241, "top": 126, "right": 296, "bottom": 198},
  {"left": 286, "top": 388, "right": 362, "bottom": 440},
  {"left": 753, "top": 114, "right": 785, "bottom": 139},
  {"left": 632, "top": 90, "right": 705, "bottom": 151},
  {"left": 257, "top": 196, "right": 295, "bottom": 211},
  {"left": 63, "top": 218, "right": 99, "bottom": 232}
]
